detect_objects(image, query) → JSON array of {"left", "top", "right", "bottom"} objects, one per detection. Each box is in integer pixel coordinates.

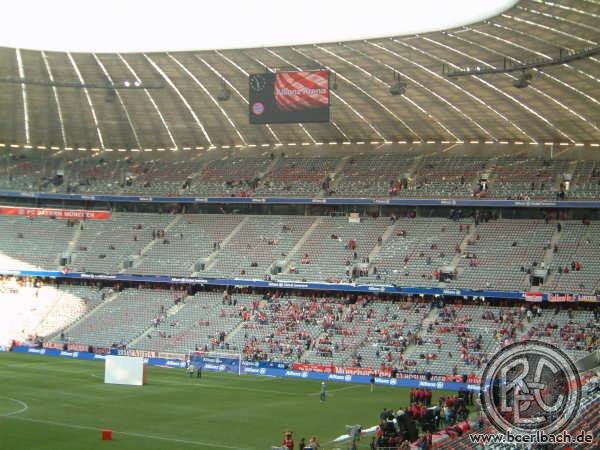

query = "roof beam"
[
  {"left": 66, "top": 52, "right": 105, "bottom": 149},
  {"left": 167, "top": 53, "right": 247, "bottom": 146},
  {"left": 40, "top": 51, "right": 67, "bottom": 147}
]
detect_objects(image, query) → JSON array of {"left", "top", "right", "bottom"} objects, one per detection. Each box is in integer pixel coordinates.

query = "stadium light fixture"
[
  {"left": 216, "top": 80, "right": 231, "bottom": 101},
  {"left": 513, "top": 70, "right": 532, "bottom": 89}
]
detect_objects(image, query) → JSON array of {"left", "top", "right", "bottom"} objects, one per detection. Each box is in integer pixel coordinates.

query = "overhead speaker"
[
  {"left": 389, "top": 80, "right": 407, "bottom": 96},
  {"left": 513, "top": 71, "right": 532, "bottom": 89}
]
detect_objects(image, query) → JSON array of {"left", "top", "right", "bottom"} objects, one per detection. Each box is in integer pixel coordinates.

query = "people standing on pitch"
[
  {"left": 370, "top": 373, "right": 375, "bottom": 392},
  {"left": 319, "top": 381, "right": 327, "bottom": 402},
  {"left": 187, "top": 361, "right": 195, "bottom": 378},
  {"left": 196, "top": 364, "right": 202, "bottom": 378}
]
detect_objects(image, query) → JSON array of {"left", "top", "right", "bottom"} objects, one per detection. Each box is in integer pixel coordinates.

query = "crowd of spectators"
[{"left": 372, "top": 387, "right": 472, "bottom": 450}]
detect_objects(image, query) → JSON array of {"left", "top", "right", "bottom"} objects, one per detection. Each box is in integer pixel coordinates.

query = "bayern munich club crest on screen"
[{"left": 252, "top": 102, "right": 264, "bottom": 115}]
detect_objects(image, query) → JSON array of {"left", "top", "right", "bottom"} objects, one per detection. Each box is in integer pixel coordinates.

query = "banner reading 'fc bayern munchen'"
[{"left": 249, "top": 70, "right": 330, "bottom": 124}]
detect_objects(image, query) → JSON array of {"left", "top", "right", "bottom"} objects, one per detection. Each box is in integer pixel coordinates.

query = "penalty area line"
[
  {"left": 3, "top": 416, "right": 251, "bottom": 450},
  {"left": 0, "top": 397, "right": 29, "bottom": 417},
  {"left": 307, "top": 384, "right": 363, "bottom": 396}
]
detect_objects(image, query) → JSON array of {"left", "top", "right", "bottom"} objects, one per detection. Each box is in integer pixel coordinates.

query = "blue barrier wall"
[
  {"left": 1, "top": 189, "right": 599, "bottom": 209},
  {"left": 9, "top": 346, "right": 479, "bottom": 392},
  {"left": 3, "top": 268, "right": 598, "bottom": 302}
]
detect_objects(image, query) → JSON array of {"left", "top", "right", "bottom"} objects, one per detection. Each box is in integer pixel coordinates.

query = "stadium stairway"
[
  {"left": 196, "top": 216, "right": 251, "bottom": 274},
  {"left": 258, "top": 152, "right": 283, "bottom": 180},
  {"left": 278, "top": 217, "right": 323, "bottom": 274},
  {"left": 451, "top": 222, "right": 478, "bottom": 282},
  {"left": 324, "top": 155, "right": 351, "bottom": 194},
  {"left": 179, "top": 156, "right": 215, "bottom": 190},
  {"left": 127, "top": 215, "right": 183, "bottom": 271},
  {"left": 127, "top": 296, "right": 189, "bottom": 348},
  {"left": 49, "top": 289, "right": 119, "bottom": 341},
  {"left": 366, "top": 220, "right": 397, "bottom": 264},
  {"left": 63, "top": 223, "right": 84, "bottom": 264},
  {"left": 223, "top": 318, "right": 251, "bottom": 348},
  {"left": 539, "top": 225, "right": 563, "bottom": 287}
]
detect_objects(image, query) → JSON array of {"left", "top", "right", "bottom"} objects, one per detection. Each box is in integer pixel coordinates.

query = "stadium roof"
[
  {"left": 0, "top": 0, "right": 598, "bottom": 151},
  {"left": 1, "top": 0, "right": 517, "bottom": 53}
]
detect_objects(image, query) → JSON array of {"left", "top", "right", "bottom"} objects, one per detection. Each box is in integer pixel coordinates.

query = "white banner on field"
[{"left": 104, "top": 355, "right": 146, "bottom": 386}]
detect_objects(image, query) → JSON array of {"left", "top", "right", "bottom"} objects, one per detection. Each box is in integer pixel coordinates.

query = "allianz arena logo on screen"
[{"left": 274, "top": 87, "right": 327, "bottom": 97}]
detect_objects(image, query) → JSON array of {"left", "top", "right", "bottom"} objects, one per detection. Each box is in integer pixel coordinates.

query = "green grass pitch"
[{"left": 0, "top": 353, "right": 453, "bottom": 450}]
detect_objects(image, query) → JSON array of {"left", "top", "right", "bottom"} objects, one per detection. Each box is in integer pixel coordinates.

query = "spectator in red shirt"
[{"left": 282, "top": 431, "right": 294, "bottom": 450}]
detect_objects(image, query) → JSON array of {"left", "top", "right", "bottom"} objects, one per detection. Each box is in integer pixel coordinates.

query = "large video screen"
[{"left": 249, "top": 70, "right": 330, "bottom": 124}]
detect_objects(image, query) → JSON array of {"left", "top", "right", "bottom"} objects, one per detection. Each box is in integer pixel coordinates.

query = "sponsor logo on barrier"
[
  {"left": 170, "top": 277, "right": 207, "bottom": 284},
  {"left": 243, "top": 361, "right": 259, "bottom": 368},
  {"left": 251, "top": 198, "right": 266, "bottom": 203},
  {"left": 441, "top": 199, "right": 457, "bottom": 206},
  {"left": 80, "top": 273, "right": 117, "bottom": 280},
  {"left": 259, "top": 368, "right": 267, "bottom": 375},
  {"left": 514, "top": 201, "right": 557, "bottom": 207},
  {"left": 285, "top": 370, "right": 304, "bottom": 378},
  {"left": 367, "top": 286, "right": 386, "bottom": 292},
  {"left": 244, "top": 367, "right": 260, "bottom": 374},
  {"left": 311, "top": 199, "right": 327, "bottom": 204},
  {"left": 443, "top": 289, "right": 461, "bottom": 296},
  {"left": 328, "top": 374, "right": 346, "bottom": 382},
  {"left": 267, "top": 282, "right": 310, "bottom": 289},
  {"left": 139, "top": 197, "right": 153, "bottom": 201},
  {"left": 94, "top": 354, "right": 106, "bottom": 360},
  {"left": 418, "top": 380, "right": 445, "bottom": 389},
  {"left": 374, "top": 199, "right": 390, "bottom": 204},
  {"left": 548, "top": 293, "right": 575, "bottom": 302},
  {"left": 577, "top": 294, "right": 599, "bottom": 303},
  {"left": 194, "top": 198, "right": 208, "bottom": 203}
]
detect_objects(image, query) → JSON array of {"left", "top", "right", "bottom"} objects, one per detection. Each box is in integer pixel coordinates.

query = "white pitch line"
[
  {"left": 91, "top": 372, "right": 309, "bottom": 396},
  {"left": 3, "top": 416, "right": 251, "bottom": 450},
  {"left": 0, "top": 397, "right": 29, "bottom": 417},
  {"left": 307, "top": 384, "right": 363, "bottom": 396}
]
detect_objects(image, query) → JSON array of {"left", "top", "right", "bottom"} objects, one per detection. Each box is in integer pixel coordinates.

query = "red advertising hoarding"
[{"left": 0, "top": 206, "right": 110, "bottom": 220}]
